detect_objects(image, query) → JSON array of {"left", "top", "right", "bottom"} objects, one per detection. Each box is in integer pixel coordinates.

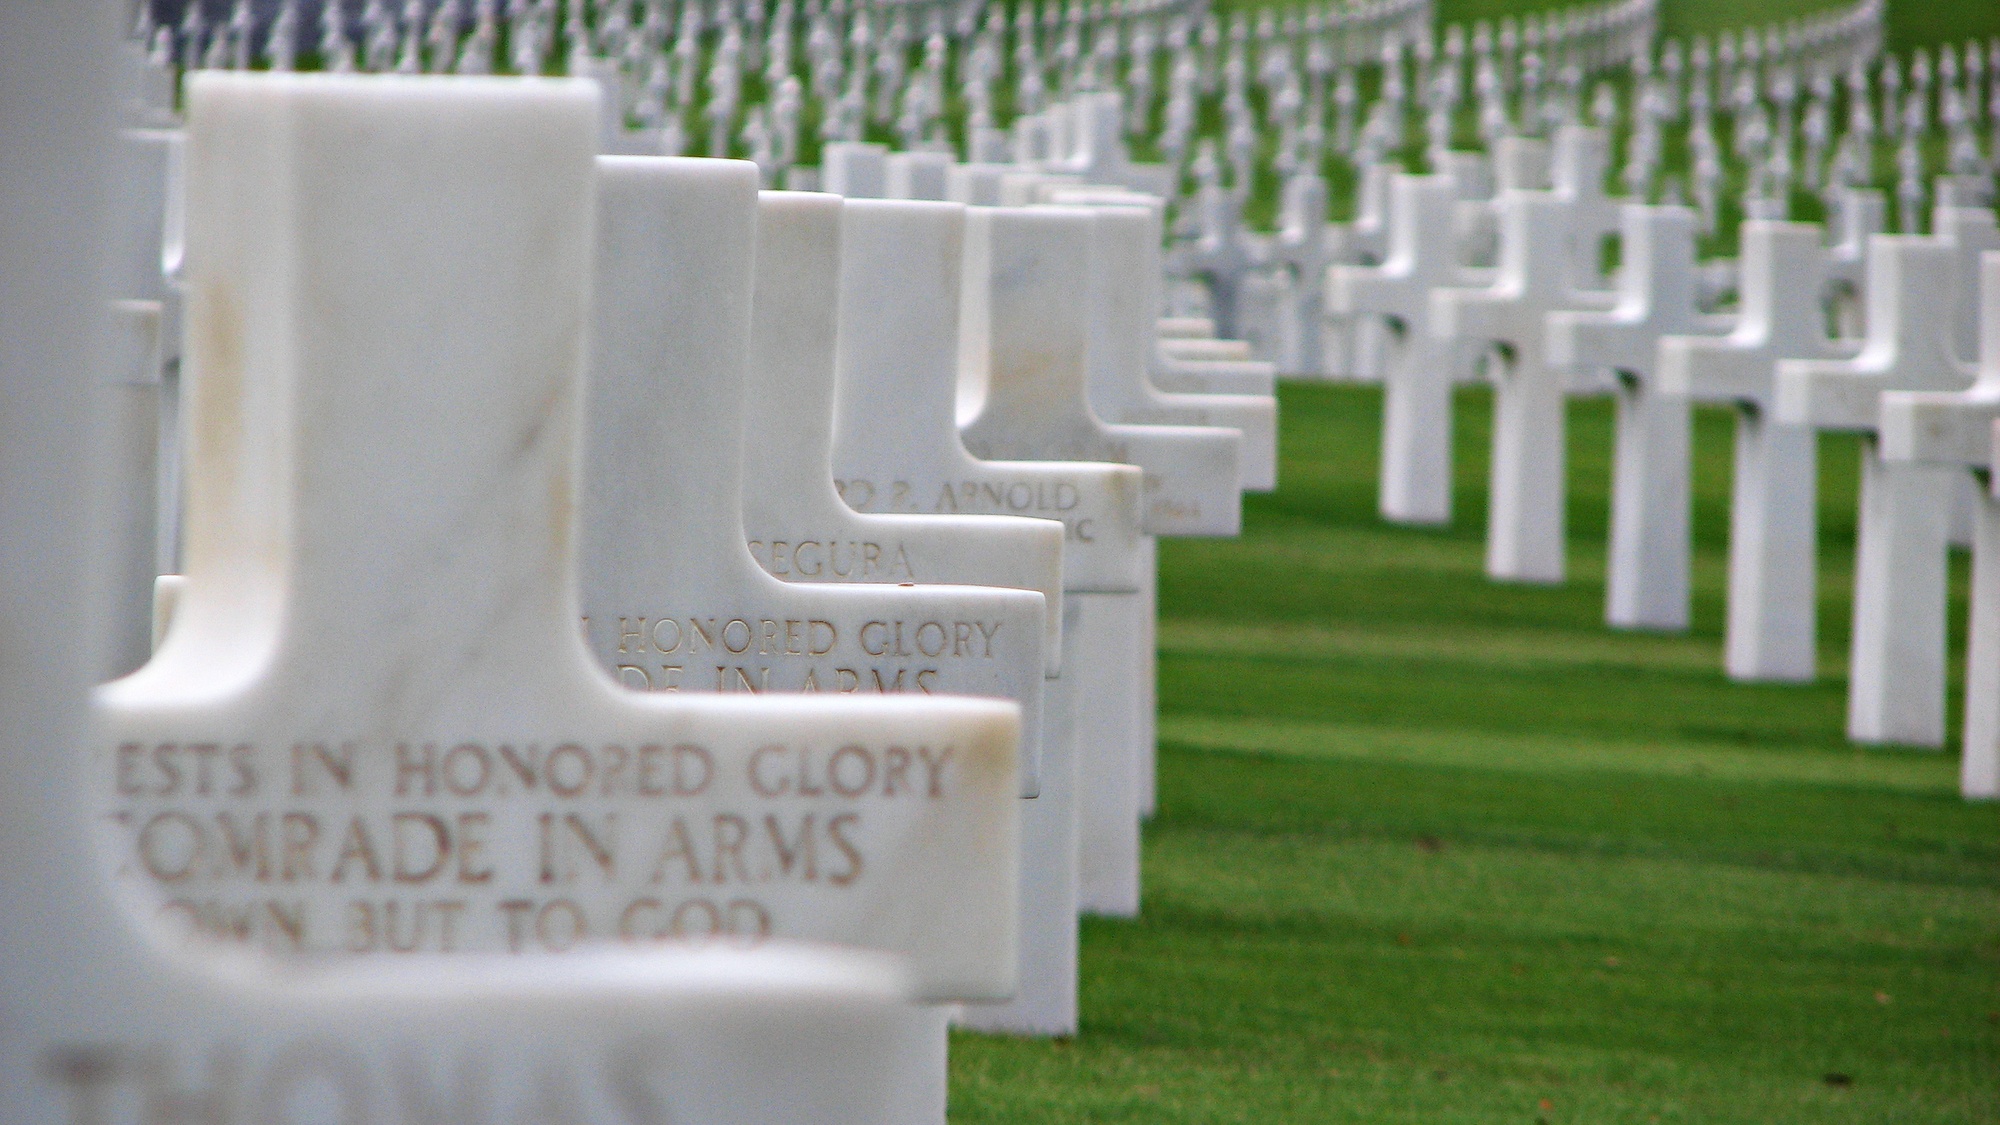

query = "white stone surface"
[
  {"left": 1548, "top": 204, "right": 1732, "bottom": 631},
  {"left": 1060, "top": 195, "right": 1278, "bottom": 493},
  {"left": 1823, "top": 188, "right": 1885, "bottom": 340},
  {"left": 1041, "top": 91, "right": 1174, "bottom": 196},
  {"left": 1777, "top": 234, "right": 1979, "bottom": 748},
  {"left": 1152, "top": 346, "right": 1280, "bottom": 397},
  {"left": 98, "top": 74, "right": 1021, "bottom": 1003},
  {"left": 828, "top": 198, "right": 1147, "bottom": 1035},
  {"left": 1431, "top": 187, "right": 1616, "bottom": 584},
  {"left": 999, "top": 169, "right": 1083, "bottom": 206},
  {"left": 886, "top": 151, "right": 953, "bottom": 200},
  {"left": 736, "top": 189, "right": 1062, "bottom": 796},
  {"left": 1981, "top": 417, "right": 2000, "bottom": 798},
  {"left": 1163, "top": 337, "right": 1254, "bottom": 361},
  {"left": 961, "top": 206, "right": 1244, "bottom": 540},
  {"left": 822, "top": 140, "right": 888, "bottom": 197},
  {"left": 1878, "top": 253, "right": 2000, "bottom": 795},
  {"left": 1658, "top": 220, "right": 1862, "bottom": 683},
  {"left": 959, "top": 205, "right": 1242, "bottom": 918},
  {"left": 0, "top": 36, "right": 964, "bottom": 1125},
  {"left": 1260, "top": 175, "right": 1343, "bottom": 377},
  {"left": 100, "top": 123, "right": 182, "bottom": 679},
  {"left": 945, "top": 162, "right": 1010, "bottom": 206},
  {"left": 1550, "top": 127, "right": 1621, "bottom": 293}
]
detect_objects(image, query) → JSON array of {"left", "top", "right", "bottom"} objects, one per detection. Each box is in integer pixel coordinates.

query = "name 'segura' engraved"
[{"left": 745, "top": 537, "right": 918, "bottom": 579}]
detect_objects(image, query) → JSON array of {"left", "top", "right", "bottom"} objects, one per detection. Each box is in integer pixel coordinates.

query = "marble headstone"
[
  {"left": 1432, "top": 187, "right": 1616, "bottom": 583},
  {"left": 1877, "top": 253, "right": 2000, "bottom": 794},
  {"left": 1657, "top": 220, "right": 1860, "bottom": 682},
  {"left": 578, "top": 157, "right": 1049, "bottom": 801},
  {"left": 1547, "top": 203, "right": 1732, "bottom": 631},
  {"left": 831, "top": 197, "right": 1148, "bottom": 1034},
  {"left": 102, "top": 74, "right": 1022, "bottom": 1002},
  {"left": 2, "top": 46, "right": 970, "bottom": 1125},
  {"left": 1776, "top": 234, "right": 1979, "bottom": 748},
  {"left": 958, "top": 205, "right": 1242, "bottom": 917},
  {"left": 1329, "top": 172, "right": 1477, "bottom": 525}
]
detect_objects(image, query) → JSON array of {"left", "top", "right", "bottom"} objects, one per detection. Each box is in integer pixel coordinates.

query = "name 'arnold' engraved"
[{"left": 836, "top": 477, "right": 1101, "bottom": 543}]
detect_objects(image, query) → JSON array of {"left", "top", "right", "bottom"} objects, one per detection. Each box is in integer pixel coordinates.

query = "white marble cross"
[
  {"left": 1983, "top": 415, "right": 2000, "bottom": 797},
  {"left": 829, "top": 197, "right": 1148, "bottom": 1036},
  {"left": 1775, "top": 231, "right": 1985, "bottom": 747},
  {"left": 1548, "top": 203, "right": 1733, "bottom": 631},
  {"left": 101, "top": 122, "right": 182, "bottom": 680},
  {"left": 1060, "top": 195, "right": 1278, "bottom": 493},
  {"left": 1431, "top": 186, "right": 1617, "bottom": 583},
  {"left": 1549, "top": 126, "right": 1621, "bottom": 293},
  {"left": 736, "top": 189, "right": 1068, "bottom": 1047},
  {"left": 1329, "top": 171, "right": 1475, "bottom": 525},
  {"left": 961, "top": 206, "right": 1245, "bottom": 540},
  {"left": 1056, "top": 192, "right": 1279, "bottom": 827},
  {"left": 581, "top": 158, "right": 1049, "bottom": 803},
  {"left": 102, "top": 74, "right": 1021, "bottom": 1004},
  {"left": 1658, "top": 220, "right": 1860, "bottom": 683},
  {"left": 740, "top": 190, "right": 1065, "bottom": 681},
  {"left": 959, "top": 205, "right": 1242, "bottom": 918},
  {"left": 1168, "top": 172, "right": 1257, "bottom": 339},
  {"left": 1823, "top": 187, "right": 1886, "bottom": 339},
  {"left": 1341, "top": 160, "right": 1397, "bottom": 267},
  {"left": 1043, "top": 91, "right": 1175, "bottom": 196},
  {"left": 1258, "top": 173, "right": 1344, "bottom": 377},
  {"left": 1938, "top": 207, "right": 2000, "bottom": 365},
  {"left": 1877, "top": 251, "right": 2000, "bottom": 796}
]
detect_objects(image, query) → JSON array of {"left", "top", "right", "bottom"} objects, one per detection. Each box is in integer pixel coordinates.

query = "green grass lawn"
[{"left": 948, "top": 382, "right": 2000, "bottom": 1124}]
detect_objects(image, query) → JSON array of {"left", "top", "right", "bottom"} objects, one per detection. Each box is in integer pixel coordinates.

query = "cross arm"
[
  {"left": 1879, "top": 389, "right": 2000, "bottom": 466},
  {"left": 1429, "top": 284, "right": 1516, "bottom": 344},
  {"left": 1773, "top": 356, "right": 1891, "bottom": 430},
  {"left": 1657, "top": 334, "right": 1780, "bottom": 403},
  {"left": 1546, "top": 307, "right": 1652, "bottom": 374},
  {"left": 1153, "top": 355, "right": 1277, "bottom": 396},
  {"left": 1326, "top": 266, "right": 1420, "bottom": 318}
]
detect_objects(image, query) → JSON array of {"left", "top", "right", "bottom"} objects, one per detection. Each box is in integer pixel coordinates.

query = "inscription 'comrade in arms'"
[{"left": 110, "top": 737, "right": 956, "bottom": 955}]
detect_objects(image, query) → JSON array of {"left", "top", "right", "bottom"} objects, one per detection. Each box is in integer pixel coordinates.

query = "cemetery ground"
[{"left": 950, "top": 382, "right": 2000, "bottom": 1123}]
